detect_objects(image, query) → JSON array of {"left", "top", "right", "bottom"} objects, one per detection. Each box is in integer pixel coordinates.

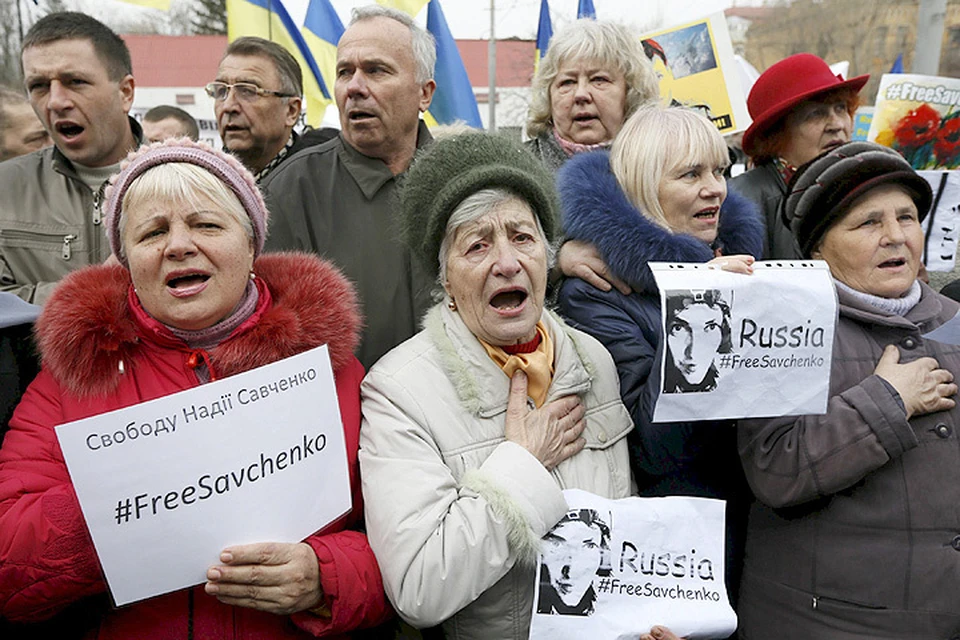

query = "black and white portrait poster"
[
  {"left": 650, "top": 260, "right": 837, "bottom": 422},
  {"left": 528, "top": 489, "right": 735, "bottom": 640}
]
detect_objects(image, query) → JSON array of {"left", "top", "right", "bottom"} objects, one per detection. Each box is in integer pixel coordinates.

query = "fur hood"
[
  {"left": 558, "top": 150, "right": 765, "bottom": 295},
  {"left": 35, "top": 252, "right": 362, "bottom": 398}
]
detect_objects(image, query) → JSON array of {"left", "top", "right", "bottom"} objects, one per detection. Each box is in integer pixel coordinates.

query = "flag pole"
[{"left": 488, "top": 0, "right": 496, "bottom": 132}]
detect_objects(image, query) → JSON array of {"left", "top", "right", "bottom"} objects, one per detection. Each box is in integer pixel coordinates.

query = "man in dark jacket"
[{"left": 262, "top": 5, "right": 436, "bottom": 369}]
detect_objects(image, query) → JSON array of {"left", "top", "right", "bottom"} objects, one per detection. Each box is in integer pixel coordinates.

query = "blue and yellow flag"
[
  {"left": 226, "top": 0, "right": 332, "bottom": 125},
  {"left": 425, "top": 1, "right": 482, "bottom": 127},
  {"left": 378, "top": 0, "right": 482, "bottom": 128},
  {"left": 535, "top": 0, "right": 552, "bottom": 74},
  {"left": 301, "top": 0, "right": 344, "bottom": 113},
  {"left": 577, "top": 0, "right": 596, "bottom": 19}
]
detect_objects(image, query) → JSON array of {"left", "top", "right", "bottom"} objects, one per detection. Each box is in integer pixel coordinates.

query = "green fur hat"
[{"left": 399, "top": 132, "right": 560, "bottom": 278}]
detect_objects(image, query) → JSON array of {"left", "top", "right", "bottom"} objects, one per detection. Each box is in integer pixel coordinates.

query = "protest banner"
[
  {"left": 867, "top": 73, "right": 960, "bottom": 170},
  {"left": 650, "top": 261, "right": 837, "bottom": 422},
  {"left": 55, "top": 345, "right": 350, "bottom": 606},
  {"left": 866, "top": 74, "right": 960, "bottom": 272},
  {"left": 852, "top": 106, "right": 874, "bottom": 142},
  {"left": 640, "top": 12, "right": 750, "bottom": 135},
  {"left": 529, "top": 489, "right": 735, "bottom": 640},
  {"left": 918, "top": 169, "right": 960, "bottom": 273}
]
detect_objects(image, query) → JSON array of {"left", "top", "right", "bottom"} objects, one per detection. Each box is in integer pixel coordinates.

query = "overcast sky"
[{"left": 72, "top": 0, "right": 763, "bottom": 40}]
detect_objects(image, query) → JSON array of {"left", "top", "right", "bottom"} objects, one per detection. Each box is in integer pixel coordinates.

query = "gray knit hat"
[
  {"left": 104, "top": 137, "right": 269, "bottom": 266},
  {"left": 783, "top": 141, "right": 932, "bottom": 257},
  {"left": 399, "top": 132, "right": 560, "bottom": 278}
]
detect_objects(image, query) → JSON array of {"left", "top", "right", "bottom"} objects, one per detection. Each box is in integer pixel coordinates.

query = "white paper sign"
[
  {"left": 55, "top": 345, "right": 351, "bottom": 607},
  {"left": 919, "top": 170, "right": 960, "bottom": 272},
  {"left": 651, "top": 261, "right": 837, "bottom": 422},
  {"left": 529, "top": 489, "right": 735, "bottom": 640}
]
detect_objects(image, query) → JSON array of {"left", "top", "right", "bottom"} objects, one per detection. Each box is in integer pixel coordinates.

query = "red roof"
[
  {"left": 123, "top": 34, "right": 227, "bottom": 87},
  {"left": 122, "top": 34, "right": 534, "bottom": 89}
]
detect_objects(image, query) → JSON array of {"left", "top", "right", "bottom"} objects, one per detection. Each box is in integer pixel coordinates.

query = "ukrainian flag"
[
  {"left": 577, "top": 0, "right": 596, "bottom": 19},
  {"left": 226, "top": 0, "right": 331, "bottom": 126},
  {"left": 535, "top": 0, "right": 552, "bottom": 74},
  {"left": 301, "top": 0, "right": 343, "bottom": 118},
  {"left": 378, "top": 0, "right": 482, "bottom": 129}
]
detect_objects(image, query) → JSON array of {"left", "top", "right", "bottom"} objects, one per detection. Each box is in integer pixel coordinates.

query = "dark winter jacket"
[
  {"left": 555, "top": 150, "right": 764, "bottom": 601},
  {"left": 737, "top": 284, "right": 960, "bottom": 639},
  {"left": 729, "top": 161, "right": 802, "bottom": 260},
  {"left": 0, "top": 253, "right": 392, "bottom": 639}
]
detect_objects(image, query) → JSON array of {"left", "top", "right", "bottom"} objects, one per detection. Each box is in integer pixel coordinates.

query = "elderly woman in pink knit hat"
[
  {"left": 0, "top": 139, "right": 391, "bottom": 639},
  {"left": 731, "top": 53, "right": 869, "bottom": 260}
]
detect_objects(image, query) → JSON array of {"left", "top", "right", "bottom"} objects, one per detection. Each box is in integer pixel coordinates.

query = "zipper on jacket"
[
  {"left": 812, "top": 596, "right": 818, "bottom": 610},
  {"left": 62, "top": 234, "right": 77, "bottom": 260},
  {"left": 0, "top": 229, "right": 78, "bottom": 261},
  {"left": 92, "top": 180, "right": 107, "bottom": 225}
]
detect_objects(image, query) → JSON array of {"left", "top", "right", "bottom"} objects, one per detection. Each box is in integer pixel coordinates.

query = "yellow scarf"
[{"left": 480, "top": 322, "right": 555, "bottom": 407}]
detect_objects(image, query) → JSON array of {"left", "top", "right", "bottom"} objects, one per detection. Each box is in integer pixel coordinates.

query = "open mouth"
[
  {"left": 573, "top": 114, "right": 597, "bottom": 123},
  {"left": 166, "top": 273, "right": 211, "bottom": 290},
  {"left": 489, "top": 288, "right": 527, "bottom": 310},
  {"left": 878, "top": 257, "right": 907, "bottom": 269},
  {"left": 694, "top": 207, "right": 719, "bottom": 220},
  {"left": 55, "top": 122, "right": 84, "bottom": 140},
  {"left": 348, "top": 110, "right": 376, "bottom": 122}
]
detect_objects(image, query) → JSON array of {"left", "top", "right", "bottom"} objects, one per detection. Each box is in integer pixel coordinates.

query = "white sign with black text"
[
  {"left": 528, "top": 489, "right": 735, "bottom": 640},
  {"left": 650, "top": 261, "right": 837, "bottom": 422},
  {"left": 55, "top": 345, "right": 351, "bottom": 606}
]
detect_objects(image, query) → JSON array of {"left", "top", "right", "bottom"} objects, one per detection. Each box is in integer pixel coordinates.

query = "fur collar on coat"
[
  {"left": 35, "top": 252, "right": 361, "bottom": 398},
  {"left": 558, "top": 150, "right": 765, "bottom": 295}
]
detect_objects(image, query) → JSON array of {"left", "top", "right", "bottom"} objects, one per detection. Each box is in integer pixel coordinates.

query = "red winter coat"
[{"left": 0, "top": 252, "right": 392, "bottom": 639}]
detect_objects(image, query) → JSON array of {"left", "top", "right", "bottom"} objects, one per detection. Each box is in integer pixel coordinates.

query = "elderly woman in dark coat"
[
  {"left": 731, "top": 54, "right": 867, "bottom": 259},
  {"left": 556, "top": 104, "right": 764, "bottom": 607},
  {"left": 737, "top": 142, "right": 960, "bottom": 639}
]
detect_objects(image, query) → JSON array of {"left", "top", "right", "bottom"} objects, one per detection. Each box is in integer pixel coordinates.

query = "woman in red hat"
[{"left": 731, "top": 53, "right": 868, "bottom": 260}]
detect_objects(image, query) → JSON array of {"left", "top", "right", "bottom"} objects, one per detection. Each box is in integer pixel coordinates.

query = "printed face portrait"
[
  {"left": 664, "top": 290, "right": 731, "bottom": 393},
  {"left": 540, "top": 519, "right": 603, "bottom": 613}
]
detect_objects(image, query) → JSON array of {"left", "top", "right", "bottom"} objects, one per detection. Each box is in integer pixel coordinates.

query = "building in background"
[
  {"left": 123, "top": 34, "right": 537, "bottom": 143},
  {"left": 737, "top": 0, "right": 960, "bottom": 105}
]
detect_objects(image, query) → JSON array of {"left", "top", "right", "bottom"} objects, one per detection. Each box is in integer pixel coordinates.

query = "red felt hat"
[{"left": 741, "top": 53, "right": 869, "bottom": 158}]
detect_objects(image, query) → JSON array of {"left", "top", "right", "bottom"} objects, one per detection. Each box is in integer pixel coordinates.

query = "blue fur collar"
[{"left": 558, "top": 150, "right": 764, "bottom": 295}]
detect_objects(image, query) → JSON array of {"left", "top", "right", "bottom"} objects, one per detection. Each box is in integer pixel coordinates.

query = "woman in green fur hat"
[{"left": 358, "top": 132, "right": 680, "bottom": 640}]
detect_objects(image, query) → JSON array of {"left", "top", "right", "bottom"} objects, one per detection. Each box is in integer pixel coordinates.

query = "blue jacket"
[
  {"left": 555, "top": 149, "right": 763, "bottom": 497},
  {"left": 555, "top": 150, "right": 764, "bottom": 603}
]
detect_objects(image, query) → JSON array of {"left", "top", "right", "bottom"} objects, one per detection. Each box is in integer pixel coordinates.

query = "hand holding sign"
[
  {"left": 641, "top": 626, "right": 686, "bottom": 640},
  {"left": 205, "top": 541, "right": 322, "bottom": 615},
  {"left": 504, "top": 371, "right": 585, "bottom": 470},
  {"left": 874, "top": 345, "right": 957, "bottom": 418},
  {"left": 707, "top": 253, "right": 755, "bottom": 274}
]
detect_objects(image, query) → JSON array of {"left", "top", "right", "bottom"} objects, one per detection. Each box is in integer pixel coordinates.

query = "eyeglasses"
[{"left": 205, "top": 81, "right": 297, "bottom": 102}]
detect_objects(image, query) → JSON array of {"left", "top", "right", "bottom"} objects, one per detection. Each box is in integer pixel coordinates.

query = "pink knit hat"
[{"left": 103, "top": 137, "right": 269, "bottom": 266}]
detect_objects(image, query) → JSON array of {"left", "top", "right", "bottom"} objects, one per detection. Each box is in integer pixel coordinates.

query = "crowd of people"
[{"left": 1, "top": 5, "right": 958, "bottom": 640}]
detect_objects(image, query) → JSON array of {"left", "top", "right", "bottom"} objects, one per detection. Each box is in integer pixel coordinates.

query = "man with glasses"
[
  {"left": 210, "top": 37, "right": 335, "bottom": 182},
  {"left": 0, "top": 12, "right": 142, "bottom": 304}
]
